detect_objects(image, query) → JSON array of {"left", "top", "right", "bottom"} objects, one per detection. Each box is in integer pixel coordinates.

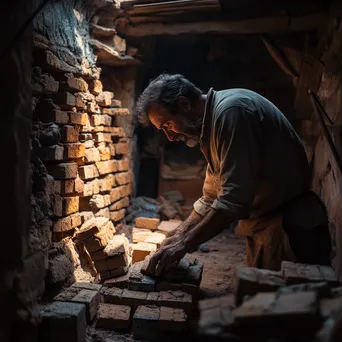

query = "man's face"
[{"left": 148, "top": 104, "right": 201, "bottom": 148}]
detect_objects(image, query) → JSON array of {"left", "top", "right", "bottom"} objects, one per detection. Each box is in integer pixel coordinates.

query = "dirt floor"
[{"left": 87, "top": 229, "right": 246, "bottom": 341}]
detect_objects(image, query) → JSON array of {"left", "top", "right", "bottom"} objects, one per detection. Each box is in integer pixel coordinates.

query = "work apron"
[{"left": 235, "top": 190, "right": 329, "bottom": 271}]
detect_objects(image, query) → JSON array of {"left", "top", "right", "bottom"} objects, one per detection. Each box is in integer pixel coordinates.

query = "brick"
[
  {"left": 80, "top": 126, "right": 125, "bottom": 135},
  {"left": 89, "top": 79, "right": 103, "bottom": 95},
  {"left": 90, "top": 249, "right": 107, "bottom": 262},
  {"left": 87, "top": 101, "right": 101, "bottom": 114},
  {"left": 63, "top": 143, "right": 85, "bottom": 159},
  {"left": 35, "top": 98, "right": 68, "bottom": 124},
  {"left": 60, "top": 125, "right": 80, "bottom": 143},
  {"left": 96, "top": 160, "right": 117, "bottom": 175},
  {"left": 79, "top": 164, "right": 99, "bottom": 180},
  {"left": 117, "top": 158, "right": 129, "bottom": 171},
  {"left": 281, "top": 261, "right": 338, "bottom": 285},
  {"left": 120, "top": 184, "right": 132, "bottom": 197},
  {"left": 156, "top": 281, "right": 182, "bottom": 292},
  {"left": 128, "top": 262, "right": 156, "bottom": 292},
  {"left": 84, "top": 140, "right": 94, "bottom": 148},
  {"left": 69, "top": 112, "right": 87, "bottom": 125},
  {"left": 70, "top": 212, "right": 82, "bottom": 228},
  {"left": 47, "top": 162, "right": 78, "bottom": 179},
  {"left": 98, "top": 145, "right": 111, "bottom": 161},
  {"left": 91, "top": 114, "right": 112, "bottom": 126},
  {"left": 71, "top": 282, "right": 102, "bottom": 292},
  {"left": 54, "top": 287, "right": 81, "bottom": 301},
  {"left": 94, "top": 132, "right": 113, "bottom": 143},
  {"left": 104, "top": 234, "right": 130, "bottom": 256},
  {"left": 79, "top": 211, "right": 94, "bottom": 224},
  {"left": 75, "top": 93, "right": 87, "bottom": 110},
  {"left": 111, "top": 265, "right": 130, "bottom": 277},
  {"left": 132, "top": 228, "right": 153, "bottom": 243},
  {"left": 100, "top": 270, "right": 111, "bottom": 281},
  {"left": 71, "top": 289, "right": 101, "bottom": 322},
  {"left": 115, "top": 172, "right": 131, "bottom": 185},
  {"left": 96, "top": 303, "right": 131, "bottom": 331},
  {"left": 32, "top": 67, "right": 59, "bottom": 93},
  {"left": 115, "top": 142, "right": 129, "bottom": 155},
  {"left": 83, "top": 225, "right": 115, "bottom": 253},
  {"left": 233, "top": 291, "right": 320, "bottom": 337},
  {"left": 95, "top": 207, "right": 111, "bottom": 219},
  {"left": 94, "top": 259, "right": 108, "bottom": 272},
  {"left": 157, "top": 220, "right": 181, "bottom": 236},
  {"left": 38, "top": 145, "right": 64, "bottom": 161},
  {"left": 53, "top": 216, "right": 72, "bottom": 232},
  {"left": 103, "top": 274, "right": 130, "bottom": 289},
  {"left": 234, "top": 267, "right": 285, "bottom": 306},
  {"left": 83, "top": 178, "right": 100, "bottom": 197},
  {"left": 156, "top": 291, "right": 192, "bottom": 314},
  {"left": 79, "top": 133, "right": 92, "bottom": 142},
  {"left": 90, "top": 194, "right": 111, "bottom": 209},
  {"left": 76, "top": 217, "right": 114, "bottom": 241},
  {"left": 136, "top": 217, "right": 160, "bottom": 230},
  {"left": 144, "top": 232, "right": 166, "bottom": 247},
  {"left": 96, "top": 91, "right": 114, "bottom": 107},
  {"left": 52, "top": 195, "right": 79, "bottom": 216},
  {"left": 101, "top": 287, "right": 124, "bottom": 304},
  {"left": 132, "top": 242, "right": 157, "bottom": 264},
  {"left": 133, "top": 305, "right": 187, "bottom": 339},
  {"left": 110, "top": 197, "right": 129, "bottom": 211},
  {"left": 104, "top": 108, "right": 130, "bottom": 116},
  {"left": 36, "top": 50, "right": 77, "bottom": 73},
  {"left": 40, "top": 302, "right": 86, "bottom": 342},
  {"left": 110, "top": 209, "right": 126, "bottom": 222},
  {"left": 109, "top": 143, "right": 115, "bottom": 157},
  {"left": 107, "top": 253, "right": 131, "bottom": 270},
  {"left": 60, "top": 76, "right": 88, "bottom": 93},
  {"left": 99, "top": 175, "right": 115, "bottom": 192},
  {"left": 50, "top": 92, "right": 76, "bottom": 110},
  {"left": 111, "top": 99, "right": 122, "bottom": 107},
  {"left": 85, "top": 147, "right": 100, "bottom": 163},
  {"left": 110, "top": 187, "right": 122, "bottom": 203}
]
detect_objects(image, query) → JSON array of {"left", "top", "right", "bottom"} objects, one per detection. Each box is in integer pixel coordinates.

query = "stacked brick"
[
  {"left": 131, "top": 218, "right": 182, "bottom": 263},
  {"left": 32, "top": 62, "right": 132, "bottom": 246}
]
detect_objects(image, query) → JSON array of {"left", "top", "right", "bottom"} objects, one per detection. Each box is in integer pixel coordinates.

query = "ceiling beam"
[{"left": 120, "top": 12, "right": 329, "bottom": 37}]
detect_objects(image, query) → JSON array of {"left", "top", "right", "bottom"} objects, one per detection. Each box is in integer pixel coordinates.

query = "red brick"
[
  {"left": 75, "top": 93, "right": 87, "bottom": 110},
  {"left": 35, "top": 50, "right": 77, "bottom": 73},
  {"left": 53, "top": 216, "right": 72, "bottom": 232},
  {"left": 96, "top": 160, "right": 117, "bottom": 175},
  {"left": 110, "top": 187, "right": 122, "bottom": 203},
  {"left": 101, "top": 287, "right": 124, "bottom": 304},
  {"left": 103, "top": 274, "right": 130, "bottom": 289},
  {"left": 104, "top": 234, "right": 130, "bottom": 256},
  {"left": 96, "top": 303, "right": 131, "bottom": 331},
  {"left": 96, "top": 91, "right": 114, "bottom": 107},
  {"left": 95, "top": 207, "right": 111, "bottom": 219},
  {"left": 60, "top": 125, "right": 80, "bottom": 143},
  {"left": 69, "top": 112, "right": 87, "bottom": 125},
  {"left": 85, "top": 147, "right": 100, "bottom": 163},
  {"left": 47, "top": 162, "right": 78, "bottom": 179},
  {"left": 115, "top": 142, "right": 129, "bottom": 155},
  {"left": 120, "top": 184, "right": 132, "bottom": 197},
  {"left": 50, "top": 92, "right": 76, "bottom": 110},
  {"left": 109, "top": 143, "right": 115, "bottom": 157},
  {"left": 76, "top": 217, "right": 113, "bottom": 241},
  {"left": 144, "top": 232, "right": 166, "bottom": 247},
  {"left": 63, "top": 143, "right": 85, "bottom": 159},
  {"left": 97, "top": 145, "right": 111, "bottom": 161},
  {"left": 157, "top": 220, "right": 181, "bottom": 236},
  {"left": 89, "top": 79, "right": 103, "bottom": 95},
  {"left": 99, "top": 175, "right": 115, "bottom": 192},
  {"left": 87, "top": 101, "right": 101, "bottom": 114},
  {"left": 132, "top": 242, "right": 156, "bottom": 264},
  {"left": 110, "top": 209, "right": 126, "bottom": 222},
  {"left": 83, "top": 178, "right": 100, "bottom": 197},
  {"left": 115, "top": 172, "right": 131, "bottom": 185},
  {"left": 93, "top": 132, "right": 112, "bottom": 143},
  {"left": 136, "top": 217, "right": 160, "bottom": 230},
  {"left": 60, "top": 76, "right": 88, "bottom": 93},
  {"left": 104, "top": 108, "right": 130, "bottom": 116},
  {"left": 71, "top": 289, "right": 100, "bottom": 322},
  {"left": 79, "top": 164, "right": 99, "bottom": 180},
  {"left": 110, "top": 197, "right": 129, "bottom": 211},
  {"left": 83, "top": 227, "right": 115, "bottom": 253},
  {"left": 39, "top": 145, "right": 64, "bottom": 161},
  {"left": 117, "top": 159, "right": 129, "bottom": 171},
  {"left": 91, "top": 114, "right": 112, "bottom": 126},
  {"left": 111, "top": 266, "right": 130, "bottom": 277},
  {"left": 52, "top": 195, "right": 79, "bottom": 216},
  {"left": 79, "top": 133, "right": 92, "bottom": 142},
  {"left": 90, "top": 194, "right": 111, "bottom": 209},
  {"left": 132, "top": 228, "right": 153, "bottom": 243},
  {"left": 80, "top": 211, "right": 94, "bottom": 224}
]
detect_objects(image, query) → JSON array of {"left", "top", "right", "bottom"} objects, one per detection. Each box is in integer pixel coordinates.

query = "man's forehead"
[{"left": 148, "top": 106, "right": 169, "bottom": 128}]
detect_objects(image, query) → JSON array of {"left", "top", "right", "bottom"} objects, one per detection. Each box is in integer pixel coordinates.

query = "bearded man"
[{"left": 136, "top": 73, "right": 331, "bottom": 276}]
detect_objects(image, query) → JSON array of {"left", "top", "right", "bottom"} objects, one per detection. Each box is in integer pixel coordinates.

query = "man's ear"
[{"left": 177, "top": 96, "right": 191, "bottom": 112}]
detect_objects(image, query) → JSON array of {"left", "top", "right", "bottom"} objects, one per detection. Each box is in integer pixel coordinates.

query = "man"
[{"left": 136, "top": 73, "right": 331, "bottom": 276}]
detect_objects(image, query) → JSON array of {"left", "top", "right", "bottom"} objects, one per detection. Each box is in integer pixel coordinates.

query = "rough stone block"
[
  {"left": 281, "top": 261, "right": 338, "bottom": 285},
  {"left": 47, "top": 162, "right": 78, "bottom": 179},
  {"left": 85, "top": 147, "right": 101, "bottom": 163},
  {"left": 115, "top": 142, "right": 129, "bottom": 155},
  {"left": 96, "top": 303, "right": 131, "bottom": 331},
  {"left": 136, "top": 217, "right": 160, "bottom": 230},
  {"left": 89, "top": 79, "right": 103, "bottom": 95},
  {"left": 79, "top": 164, "right": 99, "bottom": 180},
  {"left": 110, "top": 209, "right": 126, "bottom": 222},
  {"left": 40, "top": 301, "right": 86, "bottom": 342},
  {"left": 132, "top": 228, "right": 153, "bottom": 243},
  {"left": 132, "top": 242, "right": 157, "bottom": 264},
  {"left": 39, "top": 145, "right": 64, "bottom": 161},
  {"left": 96, "top": 91, "right": 114, "bottom": 107},
  {"left": 157, "top": 220, "right": 181, "bottom": 236},
  {"left": 234, "top": 267, "right": 285, "bottom": 305},
  {"left": 115, "top": 171, "right": 131, "bottom": 185},
  {"left": 63, "top": 143, "right": 85, "bottom": 159},
  {"left": 50, "top": 92, "right": 76, "bottom": 110},
  {"left": 133, "top": 305, "right": 187, "bottom": 340},
  {"left": 110, "top": 197, "right": 129, "bottom": 211}
]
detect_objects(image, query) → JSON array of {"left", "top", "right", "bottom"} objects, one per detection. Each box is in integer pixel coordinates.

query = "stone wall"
[{"left": 300, "top": 18, "right": 342, "bottom": 281}]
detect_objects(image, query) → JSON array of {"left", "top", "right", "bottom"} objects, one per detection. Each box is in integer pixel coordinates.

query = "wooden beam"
[{"left": 121, "top": 12, "right": 329, "bottom": 37}]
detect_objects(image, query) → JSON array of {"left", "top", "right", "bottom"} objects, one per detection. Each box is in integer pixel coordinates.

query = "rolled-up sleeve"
[
  {"left": 210, "top": 106, "right": 261, "bottom": 219},
  {"left": 193, "top": 165, "right": 217, "bottom": 216}
]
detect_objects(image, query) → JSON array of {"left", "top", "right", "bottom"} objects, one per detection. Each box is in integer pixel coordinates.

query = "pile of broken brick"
[
  {"left": 199, "top": 261, "right": 342, "bottom": 341},
  {"left": 39, "top": 253, "right": 203, "bottom": 341}
]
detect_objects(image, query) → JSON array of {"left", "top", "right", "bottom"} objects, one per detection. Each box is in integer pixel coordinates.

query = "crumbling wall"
[
  {"left": 31, "top": 0, "right": 134, "bottom": 298},
  {"left": 300, "top": 18, "right": 342, "bottom": 281}
]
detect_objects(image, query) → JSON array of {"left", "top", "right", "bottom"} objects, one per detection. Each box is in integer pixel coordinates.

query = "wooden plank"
[{"left": 122, "top": 12, "right": 328, "bottom": 37}]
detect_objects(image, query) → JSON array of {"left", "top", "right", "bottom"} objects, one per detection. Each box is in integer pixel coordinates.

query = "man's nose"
[{"left": 163, "top": 129, "right": 176, "bottom": 141}]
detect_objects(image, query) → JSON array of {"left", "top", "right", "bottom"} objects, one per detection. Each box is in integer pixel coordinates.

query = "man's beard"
[
  {"left": 184, "top": 136, "right": 199, "bottom": 147},
  {"left": 182, "top": 116, "right": 201, "bottom": 147}
]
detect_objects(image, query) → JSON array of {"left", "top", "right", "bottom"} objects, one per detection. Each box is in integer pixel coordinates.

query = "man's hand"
[{"left": 146, "top": 237, "right": 187, "bottom": 276}]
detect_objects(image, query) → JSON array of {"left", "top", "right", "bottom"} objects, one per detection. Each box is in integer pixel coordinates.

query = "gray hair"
[{"left": 136, "top": 74, "right": 202, "bottom": 126}]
